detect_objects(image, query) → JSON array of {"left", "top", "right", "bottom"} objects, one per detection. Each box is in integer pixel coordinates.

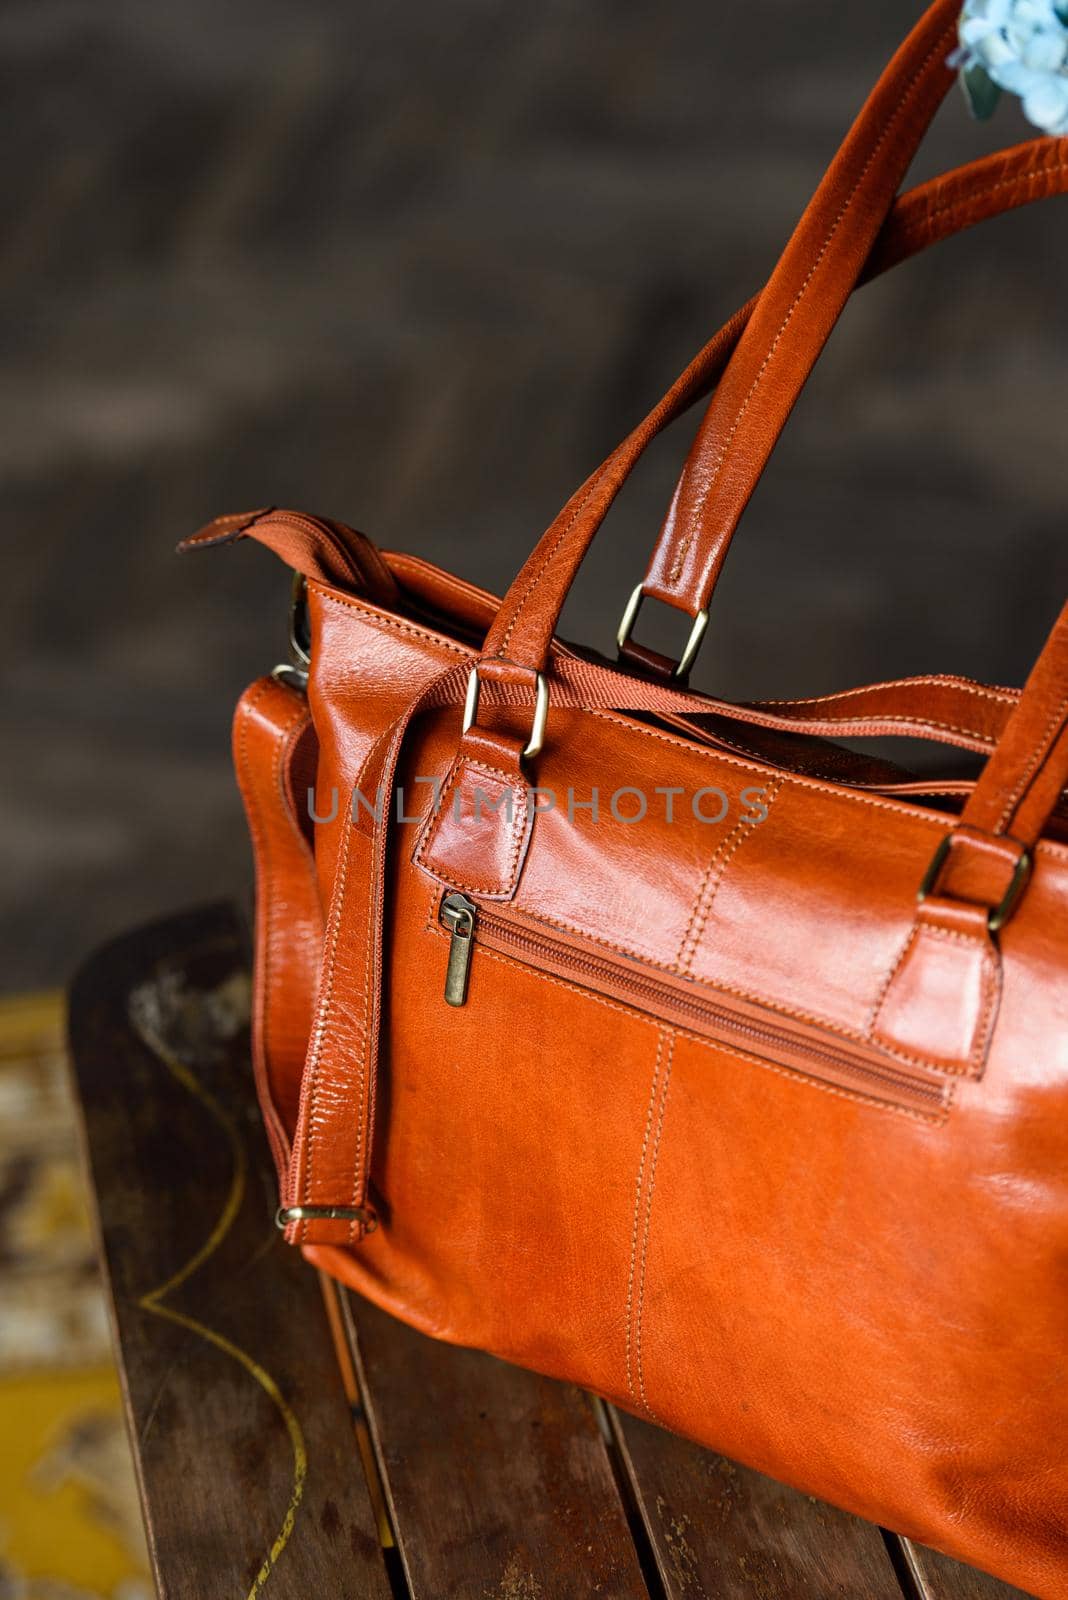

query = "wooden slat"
[
  {"left": 897, "top": 1539, "right": 1036, "bottom": 1600},
  {"left": 609, "top": 1408, "right": 904, "bottom": 1600},
  {"left": 68, "top": 903, "right": 391, "bottom": 1600},
  {"left": 344, "top": 1292, "right": 653, "bottom": 1600}
]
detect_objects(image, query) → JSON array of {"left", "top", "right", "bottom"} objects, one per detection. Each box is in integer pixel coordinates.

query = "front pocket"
[{"left": 436, "top": 891, "right": 948, "bottom": 1119}]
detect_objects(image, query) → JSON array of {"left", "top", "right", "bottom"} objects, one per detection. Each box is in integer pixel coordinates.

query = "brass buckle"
[
  {"left": 271, "top": 572, "right": 311, "bottom": 690},
  {"left": 616, "top": 584, "right": 709, "bottom": 679},
  {"left": 462, "top": 665, "right": 549, "bottom": 760},
  {"left": 917, "top": 832, "right": 1033, "bottom": 934},
  {"left": 276, "top": 1204, "right": 377, "bottom": 1232}
]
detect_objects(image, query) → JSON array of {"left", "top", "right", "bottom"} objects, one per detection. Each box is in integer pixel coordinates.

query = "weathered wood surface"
[
  {"left": 68, "top": 903, "right": 1036, "bottom": 1599},
  {"left": 68, "top": 903, "right": 390, "bottom": 1599},
  {"left": 609, "top": 1409, "right": 904, "bottom": 1599},
  {"left": 901, "top": 1541, "right": 1035, "bottom": 1600},
  {"left": 342, "top": 1293, "right": 650, "bottom": 1599}
]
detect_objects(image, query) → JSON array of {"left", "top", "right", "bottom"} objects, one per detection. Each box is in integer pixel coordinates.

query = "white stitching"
[
  {"left": 634, "top": 1033, "right": 674, "bottom": 1422},
  {"left": 465, "top": 943, "right": 945, "bottom": 1125},
  {"left": 625, "top": 1032, "right": 664, "bottom": 1408},
  {"left": 667, "top": 20, "right": 958, "bottom": 585}
]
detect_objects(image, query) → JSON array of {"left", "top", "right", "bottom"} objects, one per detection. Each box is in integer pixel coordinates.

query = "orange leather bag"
[{"left": 187, "top": 5, "right": 1068, "bottom": 1593}]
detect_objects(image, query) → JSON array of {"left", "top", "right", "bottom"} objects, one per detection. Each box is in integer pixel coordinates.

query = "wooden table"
[{"left": 68, "top": 903, "right": 1030, "bottom": 1600}]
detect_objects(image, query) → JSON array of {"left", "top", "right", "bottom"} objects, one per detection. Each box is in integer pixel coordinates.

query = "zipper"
[
  {"left": 438, "top": 892, "right": 945, "bottom": 1115},
  {"left": 441, "top": 894, "right": 476, "bottom": 1006}
]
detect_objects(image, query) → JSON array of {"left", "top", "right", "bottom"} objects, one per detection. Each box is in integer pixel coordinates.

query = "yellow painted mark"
[{"left": 132, "top": 996, "right": 306, "bottom": 1599}]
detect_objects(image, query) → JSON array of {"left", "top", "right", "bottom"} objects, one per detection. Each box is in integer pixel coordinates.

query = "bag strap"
[
  {"left": 232, "top": 676, "right": 323, "bottom": 1183},
  {"left": 625, "top": 0, "right": 961, "bottom": 664},
  {"left": 624, "top": 134, "right": 1068, "bottom": 675}
]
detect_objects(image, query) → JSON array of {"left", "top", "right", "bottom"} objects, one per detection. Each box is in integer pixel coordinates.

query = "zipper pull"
[{"left": 440, "top": 893, "right": 477, "bottom": 1006}]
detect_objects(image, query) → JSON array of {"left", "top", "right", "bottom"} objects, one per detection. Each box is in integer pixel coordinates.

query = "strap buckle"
[
  {"left": 276, "top": 1204, "right": 377, "bottom": 1232},
  {"left": 463, "top": 665, "right": 549, "bottom": 759},
  {"left": 271, "top": 572, "right": 311, "bottom": 690},
  {"left": 918, "top": 832, "right": 1033, "bottom": 934},
  {"left": 616, "top": 584, "right": 709, "bottom": 679}
]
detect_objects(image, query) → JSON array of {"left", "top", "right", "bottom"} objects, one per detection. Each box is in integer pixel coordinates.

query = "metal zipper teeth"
[{"left": 470, "top": 909, "right": 944, "bottom": 1109}]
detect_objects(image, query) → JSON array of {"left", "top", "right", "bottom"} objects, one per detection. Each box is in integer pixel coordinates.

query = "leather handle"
[
  {"left": 627, "top": 134, "right": 1068, "bottom": 671},
  {"left": 860, "top": 136, "right": 1068, "bottom": 280},
  {"left": 871, "top": 599, "right": 1068, "bottom": 1075},
  {"left": 959, "top": 601, "right": 1068, "bottom": 851},
  {"left": 477, "top": 122, "right": 1068, "bottom": 678},
  {"left": 480, "top": 0, "right": 965, "bottom": 676},
  {"left": 640, "top": 0, "right": 963, "bottom": 626}
]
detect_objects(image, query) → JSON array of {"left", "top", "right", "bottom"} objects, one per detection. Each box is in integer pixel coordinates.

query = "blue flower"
[{"left": 953, "top": 0, "right": 1068, "bottom": 131}]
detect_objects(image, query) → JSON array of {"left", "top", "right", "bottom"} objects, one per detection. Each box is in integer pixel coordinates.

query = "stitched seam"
[
  {"left": 412, "top": 758, "right": 466, "bottom": 871},
  {"left": 585, "top": 708, "right": 972, "bottom": 818},
  {"left": 670, "top": 719, "right": 978, "bottom": 788},
  {"left": 382, "top": 549, "right": 498, "bottom": 614},
  {"left": 495, "top": 471, "right": 611, "bottom": 659},
  {"left": 303, "top": 594, "right": 1068, "bottom": 852},
  {"left": 471, "top": 944, "right": 944, "bottom": 1125},
  {"left": 182, "top": 518, "right": 254, "bottom": 547},
  {"left": 912, "top": 922, "right": 998, "bottom": 948},
  {"left": 625, "top": 1033, "right": 664, "bottom": 1408},
  {"left": 414, "top": 757, "right": 528, "bottom": 894},
  {"left": 677, "top": 778, "right": 785, "bottom": 972},
  {"left": 869, "top": 922, "right": 998, "bottom": 1077},
  {"left": 298, "top": 787, "right": 356, "bottom": 1243},
  {"left": 749, "top": 711, "right": 993, "bottom": 742},
  {"left": 668, "top": 714, "right": 953, "bottom": 777},
  {"left": 973, "top": 939, "right": 1000, "bottom": 1074},
  {"left": 667, "top": 21, "right": 956, "bottom": 586},
  {"left": 457, "top": 899, "right": 968, "bottom": 1075},
  {"left": 422, "top": 885, "right": 441, "bottom": 937},
  {"left": 267, "top": 705, "right": 312, "bottom": 1154},
  {"left": 294, "top": 725, "right": 391, "bottom": 1242},
  {"left": 237, "top": 682, "right": 300, "bottom": 1168},
  {"left": 679, "top": 722, "right": 818, "bottom": 768},
  {"left": 682, "top": 779, "right": 783, "bottom": 966},
  {"left": 635, "top": 1035, "right": 674, "bottom": 1422},
  {"left": 313, "top": 582, "right": 471, "bottom": 657},
  {"left": 868, "top": 923, "right": 920, "bottom": 1037},
  {"left": 916, "top": 155, "right": 1068, "bottom": 228},
  {"left": 587, "top": 706, "right": 1068, "bottom": 866},
  {"left": 993, "top": 691, "right": 1068, "bottom": 833},
  {"left": 906, "top": 925, "right": 1002, "bottom": 1076},
  {"left": 757, "top": 675, "right": 1016, "bottom": 707},
  {"left": 894, "top": 164, "right": 1060, "bottom": 255},
  {"left": 350, "top": 787, "right": 380, "bottom": 1244},
  {"left": 427, "top": 902, "right": 949, "bottom": 1109}
]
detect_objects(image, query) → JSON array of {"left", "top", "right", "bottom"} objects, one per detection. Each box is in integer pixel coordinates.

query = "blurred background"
[
  {"left": 3, "top": 3, "right": 1068, "bottom": 1591},
  {"left": 5, "top": 0, "right": 1068, "bottom": 990}
]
